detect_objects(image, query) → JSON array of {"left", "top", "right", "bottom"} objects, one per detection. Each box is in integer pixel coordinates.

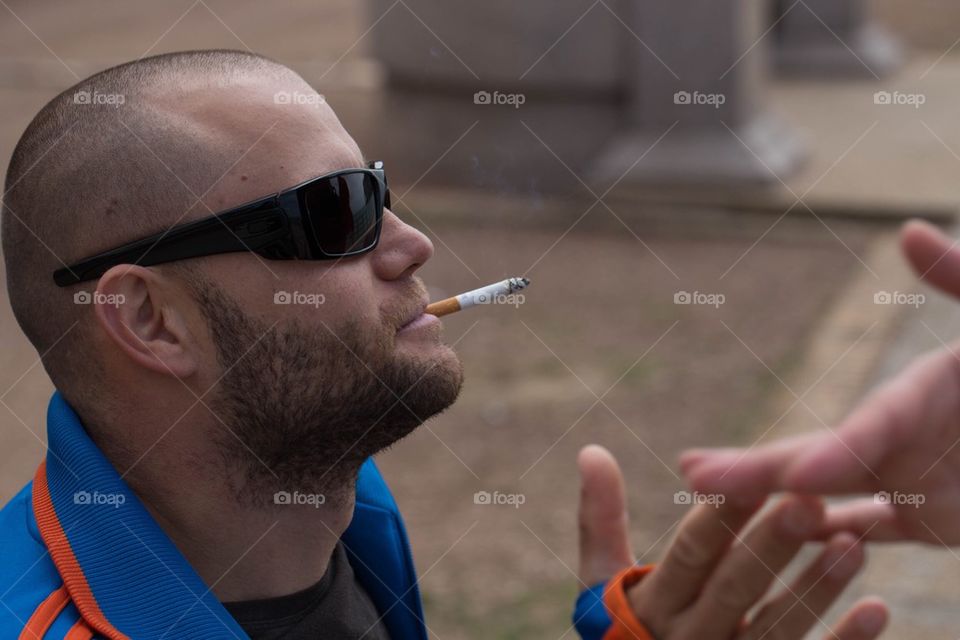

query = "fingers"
[
  {"left": 680, "top": 435, "right": 818, "bottom": 504},
  {"left": 816, "top": 499, "right": 902, "bottom": 542},
  {"left": 742, "top": 532, "right": 865, "bottom": 640},
  {"left": 823, "top": 597, "right": 888, "bottom": 640},
  {"left": 780, "top": 373, "right": 916, "bottom": 495},
  {"left": 630, "top": 496, "right": 764, "bottom": 619},
  {"left": 684, "top": 374, "right": 908, "bottom": 499},
  {"left": 781, "top": 344, "right": 957, "bottom": 497},
  {"left": 675, "top": 495, "right": 825, "bottom": 637},
  {"left": 901, "top": 218, "right": 960, "bottom": 299},
  {"left": 577, "top": 444, "right": 634, "bottom": 587}
]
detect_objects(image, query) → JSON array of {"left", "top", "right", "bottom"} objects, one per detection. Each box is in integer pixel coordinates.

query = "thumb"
[
  {"left": 577, "top": 444, "right": 634, "bottom": 587},
  {"left": 901, "top": 219, "right": 960, "bottom": 299}
]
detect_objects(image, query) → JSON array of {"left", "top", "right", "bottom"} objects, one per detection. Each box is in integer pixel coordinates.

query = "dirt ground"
[{"left": 372, "top": 214, "right": 877, "bottom": 638}]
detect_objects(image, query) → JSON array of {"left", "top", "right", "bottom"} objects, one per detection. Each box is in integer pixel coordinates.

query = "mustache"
[{"left": 383, "top": 277, "right": 430, "bottom": 328}]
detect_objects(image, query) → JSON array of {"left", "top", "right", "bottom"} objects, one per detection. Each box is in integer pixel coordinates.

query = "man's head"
[{"left": 2, "top": 50, "right": 463, "bottom": 504}]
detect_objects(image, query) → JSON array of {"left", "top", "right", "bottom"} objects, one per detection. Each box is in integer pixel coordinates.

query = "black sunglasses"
[{"left": 53, "top": 161, "right": 390, "bottom": 287}]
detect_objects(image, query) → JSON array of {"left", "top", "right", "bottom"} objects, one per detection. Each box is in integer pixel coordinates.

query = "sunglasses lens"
[{"left": 303, "top": 172, "right": 381, "bottom": 255}]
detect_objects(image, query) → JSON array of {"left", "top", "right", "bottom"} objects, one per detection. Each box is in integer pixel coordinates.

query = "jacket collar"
[
  {"left": 34, "top": 390, "right": 253, "bottom": 639},
  {"left": 343, "top": 459, "right": 428, "bottom": 640}
]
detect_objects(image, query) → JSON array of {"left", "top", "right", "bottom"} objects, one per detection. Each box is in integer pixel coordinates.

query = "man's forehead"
[
  {"left": 250, "top": 122, "right": 365, "bottom": 184},
  {"left": 200, "top": 138, "right": 364, "bottom": 213},
  {"left": 156, "top": 77, "right": 363, "bottom": 164},
  {"left": 190, "top": 96, "right": 362, "bottom": 182},
  {"left": 247, "top": 104, "right": 365, "bottom": 178}
]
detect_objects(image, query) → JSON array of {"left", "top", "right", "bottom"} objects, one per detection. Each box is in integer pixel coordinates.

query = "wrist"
[{"left": 602, "top": 564, "right": 657, "bottom": 640}]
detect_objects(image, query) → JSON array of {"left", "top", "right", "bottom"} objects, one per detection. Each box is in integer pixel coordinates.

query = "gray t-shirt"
[{"left": 222, "top": 542, "right": 391, "bottom": 639}]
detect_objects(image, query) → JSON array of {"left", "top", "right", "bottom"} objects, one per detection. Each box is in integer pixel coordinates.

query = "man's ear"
[{"left": 92, "top": 264, "right": 198, "bottom": 378}]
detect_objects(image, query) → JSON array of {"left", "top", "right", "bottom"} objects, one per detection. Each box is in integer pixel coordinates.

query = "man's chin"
[
  {"left": 352, "top": 345, "right": 463, "bottom": 465},
  {"left": 394, "top": 322, "right": 456, "bottom": 356},
  {"left": 395, "top": 343, "right": 464, "bottom": 413},
  {"left": 397, "top": 338, "right": 461, "bottom": 381}
]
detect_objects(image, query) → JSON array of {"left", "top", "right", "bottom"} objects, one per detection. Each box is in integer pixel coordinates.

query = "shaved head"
[
  {"left": 0, "top": 50, "right": 464, "bottom": 605},
  {"left": 2, "top": 50, "right": 312, "bottom": 417},
  {"left": 2, "top": 49, "right": 461, "bottom": 503}
]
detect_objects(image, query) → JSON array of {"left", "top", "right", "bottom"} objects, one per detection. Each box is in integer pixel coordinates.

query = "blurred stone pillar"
[
  {"left": 366, "top": 0, "right": 629, "bottom": 194},
  {"left": 591, "top": 0, "right": 806, "bottom": 188},
  {"left": 772, "top": 0, "right": 902, "bottom": 78},
  {"left": 367, "top": 0, "right": 805, "bottom": 192},
  {"left": 369, "top": 0, "right": 624, "bottom": 95}
]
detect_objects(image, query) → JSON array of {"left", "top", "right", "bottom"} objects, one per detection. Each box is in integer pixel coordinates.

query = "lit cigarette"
[{"left": 426, "top": 277, "right": 530, "bottom": 317}]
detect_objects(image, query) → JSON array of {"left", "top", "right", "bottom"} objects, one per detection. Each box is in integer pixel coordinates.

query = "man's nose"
[{"left": 371, "top": 209, "right": 434, "bottom": 280}]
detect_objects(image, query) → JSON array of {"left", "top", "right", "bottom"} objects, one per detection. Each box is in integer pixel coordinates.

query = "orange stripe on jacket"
[
  {"left": 601, "top": 565, "right": 656, "bottom": 640},
  {"left": 64, "top": 619, "right": 95, "bottom": 640},
  {"left": 18, "top": 584, "right": 70, "bottom": 640},
  {"left": 32, "top": 460, "right": 130, "bottom": 640}
]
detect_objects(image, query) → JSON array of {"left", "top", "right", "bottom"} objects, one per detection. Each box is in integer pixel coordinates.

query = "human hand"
[
  {"left": 681, "top": 220, "right": 960, "bottom": 546},
  {"left": 578, "top": 445, "right": 887, "bottom": 639}
]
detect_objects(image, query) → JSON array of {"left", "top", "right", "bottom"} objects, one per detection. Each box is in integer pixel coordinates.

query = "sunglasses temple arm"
[{"left": 53, "top": 206, "right": 292, "bottom": 287}]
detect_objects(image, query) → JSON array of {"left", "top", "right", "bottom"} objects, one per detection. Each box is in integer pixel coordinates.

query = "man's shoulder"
[{"left": 0, "top": 481, "right": 70, "bottom": 628}]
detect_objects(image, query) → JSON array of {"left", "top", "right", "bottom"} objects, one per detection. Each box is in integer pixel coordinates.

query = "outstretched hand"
[
  {"left": 578, "top": 445, "right": 887, "bottom": 638},
  {"left": 680, "top": 220, "right": 960, "bottom": 546}
]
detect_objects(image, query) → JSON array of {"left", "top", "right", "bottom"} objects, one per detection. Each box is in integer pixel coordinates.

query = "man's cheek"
[
  {"left": 271, "top": 289, "right": 354, "bottom": 320},
  {"left": 312, "top": 298, "right": 388, "bottom": 345}
]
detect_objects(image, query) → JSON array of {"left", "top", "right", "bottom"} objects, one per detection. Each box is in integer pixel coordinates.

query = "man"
[
  {"left": 0, "top": 49, "right": 885, "bottom": 639},
  {"left": 682, "top": 219, "right": 960, "bottom": 548}
]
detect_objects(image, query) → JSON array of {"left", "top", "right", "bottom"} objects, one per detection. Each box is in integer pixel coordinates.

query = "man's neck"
[
  {"left": 101, "top": 427, "right": 357, "bottom": 602},
  {"left": 151, "top": 487, "right": 355, "bottom": 601}
]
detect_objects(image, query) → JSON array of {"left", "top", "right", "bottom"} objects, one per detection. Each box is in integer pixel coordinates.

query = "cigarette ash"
[{"left": 506, "top": 277, "right": 530, "bottom": 294}]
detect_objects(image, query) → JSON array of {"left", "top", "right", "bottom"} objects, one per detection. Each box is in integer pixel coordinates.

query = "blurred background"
[{"left": 2, "top": 1, "right": 960, "bottom": 637}]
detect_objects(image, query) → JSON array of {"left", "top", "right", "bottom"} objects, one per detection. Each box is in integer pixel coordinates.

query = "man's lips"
[
  {"left": 397, "top": 298, "right": 430, "bottom": 331},
  {"left": 397, "top": 312, "right": 439, "bottom": 334}
]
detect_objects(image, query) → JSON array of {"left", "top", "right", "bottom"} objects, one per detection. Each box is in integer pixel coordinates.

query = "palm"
[{"left": 853, "top": 345, "right": 960, "bottom": 543}]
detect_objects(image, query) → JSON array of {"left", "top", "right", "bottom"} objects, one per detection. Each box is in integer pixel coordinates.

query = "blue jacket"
[
  {"left": 0, "top": 391, "right": 614, "bottom": 639},
  {"left": 0, "top": 392, "right": 428, "bottom": 639}
]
